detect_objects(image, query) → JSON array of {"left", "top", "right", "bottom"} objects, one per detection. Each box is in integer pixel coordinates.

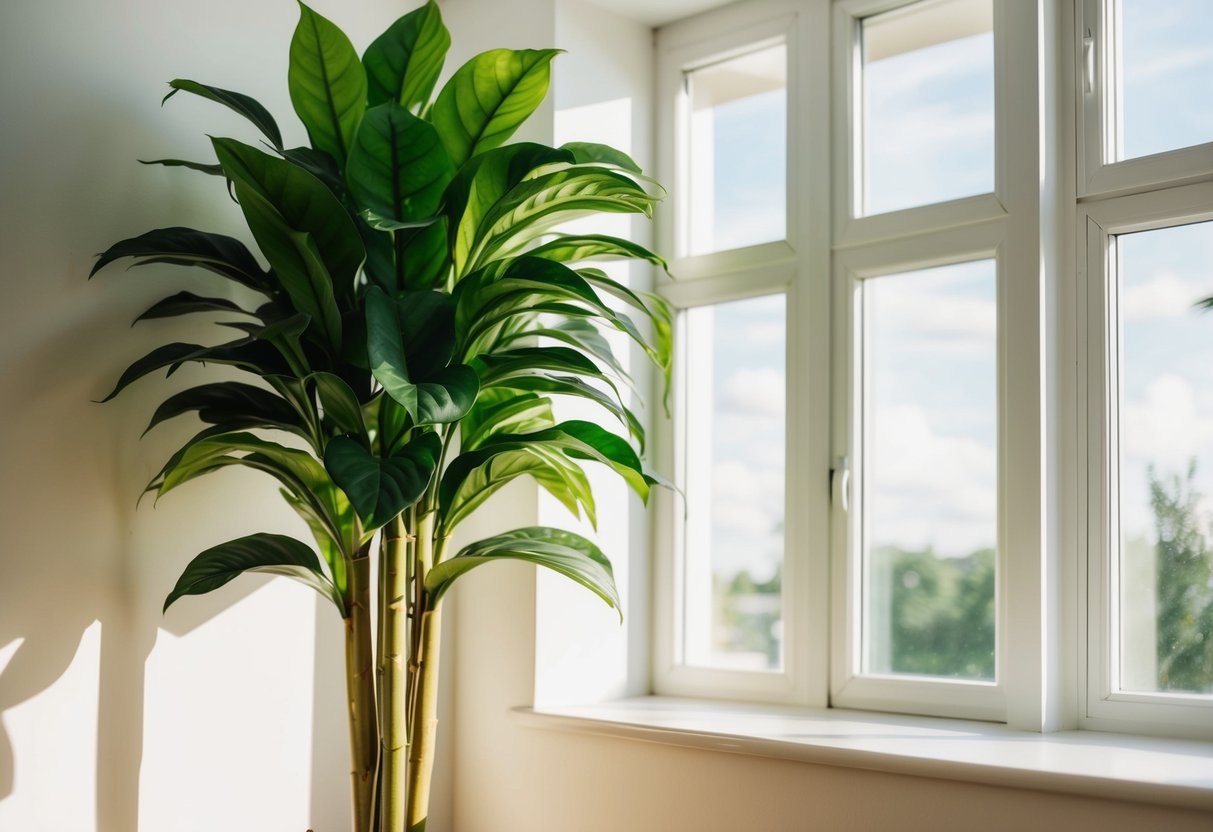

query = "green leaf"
[
  {"left": 356, "top": 217, "right": 397, "bottom": 291},
  {"left": 139, "top": 158, "right": 225, "bottom": 177},
  {"left": 164, "top": 533, "right": 339, "bottom": 612},
  {"left": 495, "top": 373, "right": 644, "bottom": 448},
  {"left": 346, "top": 103, "right": 455, "bottom": 224},
  {"left": 430, "top": 49, "right": 561, "bottom": 166},
  {"left": 397, "top": 219, "right": 449, "bottom": 291},
  {"left": 213, "top": 137, "right": 361, "bottom": 351},
  {"left": 163, "top": 79, "right": 284, "bottom": 149},
  {"left": 363, "top": 0, "right": 450, "bottom": 111},
  {"left": 288, "top": 2, "right": 367, "bottom": 163},
  {"left": 527, "top": 233, "right": 667, "bottom": 270},
  {"left": 324, "top": 432, "right": 440, "bottom": 530},
  {"left": 444, "top": 143, "right": 574, "bottom": 277},
  {"left": 440, "top": 445, "right": 594, "bottom": 531},
  {"left": 559, "top": 141, "right": 641, "bottom": 173},
  {"left": 311, "top": 372, "right": 366, "bottom": 437},
  {"left": 132, "top": 291, "right": 254, "bottom": 325},
  {"left": 365, "top": 286, "right": 479, "bottom": 425},
  {"left": 459, "top": 390, "right": 554, "bottom": 450},
  {"left": 426, "top": 527, "right": 618, "bottom": 616},
  {"left": 99, "top": 337, "right": 289, "bottom": 403},
  {"left": 143, "top": 381, "right": 305, "bottom": 437},
  {"left": 91, "top": 227, "right": 273, "bottom": 293}
]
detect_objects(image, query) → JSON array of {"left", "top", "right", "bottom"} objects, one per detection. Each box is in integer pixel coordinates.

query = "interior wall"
[{"left": 0, "top": 1, "right": 407, "bottom": 830}]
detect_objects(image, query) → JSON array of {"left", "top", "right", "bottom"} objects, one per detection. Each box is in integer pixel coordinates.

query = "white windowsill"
[{"left": 513, "top": 696, "right": 1213, "bottom": 811}]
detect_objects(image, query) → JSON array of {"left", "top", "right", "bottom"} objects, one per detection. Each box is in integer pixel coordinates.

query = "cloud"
[
  {"left": 1122, "top": 374, "right": 1213, "bottom": 472},
  {"left": 721, "top": 367, "right": 784, "bottom": 418},
  {"left": 1121, "top": 272, "right": 1210, "bottom": 321},
  {"left": 869, "top": 268, "right": 996, "bottom": 352}
]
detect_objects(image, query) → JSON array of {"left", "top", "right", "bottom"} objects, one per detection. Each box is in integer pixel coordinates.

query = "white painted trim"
[{"left": 516, "top": 697, "right": 1213, "bottom": 812}]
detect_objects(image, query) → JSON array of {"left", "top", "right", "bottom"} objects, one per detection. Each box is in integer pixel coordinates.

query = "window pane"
[
  {"left": 1117, "top": 220, "right": 1213, "bottom": 695},
  {"left": 1119, "top": 0, "right": 1213, "bottom": 160},
  {"left": 861, "top": 0, "right": 994, "bottom": 216},
  {"left": 862, "top": 260, "right": 997, "bottom": 679},
  {"left": 686, "top": 44, "right": 786, "bottom": 255},
  {"left": 683, "top": 295, "right": 785, "bottom": 670}
]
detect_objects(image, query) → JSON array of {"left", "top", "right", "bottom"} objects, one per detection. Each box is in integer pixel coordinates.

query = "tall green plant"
[{"left": 94, "top": 3, "right": 670, "bottom": 829}]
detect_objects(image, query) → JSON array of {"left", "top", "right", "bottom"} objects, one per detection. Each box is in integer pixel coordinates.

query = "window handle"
[
  {"left": 1083, "top": 29, "right": 1095, "bottom": 94},
  {"left": 832, "top": 455, "right": 851, "bottom": 513}
]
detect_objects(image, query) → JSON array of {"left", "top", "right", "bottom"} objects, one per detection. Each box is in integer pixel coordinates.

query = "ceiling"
[{"left": 584, "top": 0, "right": 739, "bottom": 27}]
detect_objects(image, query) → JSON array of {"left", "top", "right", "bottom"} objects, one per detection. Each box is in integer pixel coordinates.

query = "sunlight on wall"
[{"left": 0, "top": 624, "right": 100, "bottom": 831}]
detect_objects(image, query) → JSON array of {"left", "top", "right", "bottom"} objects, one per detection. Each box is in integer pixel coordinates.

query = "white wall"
[{"left": 0, "top": 1, "right": 404, "bottom": 829}]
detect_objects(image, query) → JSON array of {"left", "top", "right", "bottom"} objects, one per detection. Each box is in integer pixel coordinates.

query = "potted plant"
[{"left": 93, "top": 2, "right": 670, "bottom": 829}]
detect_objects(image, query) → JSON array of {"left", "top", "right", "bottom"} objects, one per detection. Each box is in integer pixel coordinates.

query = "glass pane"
[
  {"left": 1119, "top": 0, "right": 1213, "bottom": 160},
  {"left": 862, "top": 260, "right": 997, "bottom": 679},
  {"left": 686, "top": 44, "right": 786, "bottom": 255},
  {"left": 861, "top": 0, "right": 994, "bottom": 216},
  {"left": 683, "top": 295, "right": 785, "bottom": 670},
  {"left": 1117, "top": 220, "right": 1213, "bottom": 695}
]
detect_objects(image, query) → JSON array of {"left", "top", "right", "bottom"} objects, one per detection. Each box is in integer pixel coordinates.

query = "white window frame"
[
  {"left": 1079, "top": 182, "right": 1213, "bottom": 740},
  {"left": 1076, "top": 0, "right": 1213, "bottom": 198}
]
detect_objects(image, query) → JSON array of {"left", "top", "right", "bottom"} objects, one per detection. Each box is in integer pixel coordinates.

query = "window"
[{"left": 655, "top": 0, "right": 1213, "bottom": 739}]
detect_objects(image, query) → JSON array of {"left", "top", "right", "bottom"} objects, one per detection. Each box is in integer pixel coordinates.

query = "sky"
[{"left": 687, "top": 0, "right": 1213, "bottom": 667}]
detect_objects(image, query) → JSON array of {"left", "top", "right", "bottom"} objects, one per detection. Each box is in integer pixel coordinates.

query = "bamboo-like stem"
[
  {"left": 378, "top": 513, "right": 411, "bottom": 831},
  {"left": 344, "top": 555, "right": 378, "bottom": 832},
  {"left": 405, "top": 606, "right": 441, "bottom": 832}
]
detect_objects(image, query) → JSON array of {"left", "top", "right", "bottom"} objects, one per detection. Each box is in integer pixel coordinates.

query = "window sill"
[{"left": 513, "top": 696, "right": 1213, "bottom": 811}]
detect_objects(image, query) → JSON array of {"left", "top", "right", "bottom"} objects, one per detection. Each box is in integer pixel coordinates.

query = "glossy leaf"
[
  {"left": 459, "top": 390, "right": 554, "bottom": 450},
  {"left": 559, "top": 141, "right": 641, "bottom": 173},
  {"left": 363, "top": 0, "right": 449, "bottom": 111},
  {"left": 366, "top": 286, "right": 478, "bottom": 425},
  {"left": 426, "top": 527, "right": 618, "bottom": 615},
  {"left": 324, "top": 432, "right": 440, "bottom": 530},
  {"left": 396, "top": 220, "right": 449, "bottom": 291},
  {"left": 288, "top": 3, "right": 367, "bottom": 163},
  {"left": 139, "top": 158, "right": 225, "bottom": 177},
  {"left": 164, "top": 532, "right": 339, "bottom": 612},
  {"left": 91, "top": 227, "right": 273, "bottom": 293},
  {"left": 143, "top": 381, "right": 305, "bottom": 437},
  {"left": 132, "top": 291, "right": 253, "bottom": 325},
  {"left": 346, "top": 103, "right": 455, "bottom": 224},
  {"left": 99, "top": 337, "right": 288, "bottom": 403},
  {"left": 163, "top": 79, "right": 284, "bottom": 149},
  {"left": 430, "top": 49, "right": 560, "bottom": 166},
  {"left": 441, "top": 445, "right": 593, "bottom": 531},
  {"left": 311, "top": 372, "right": 366, "bottom": 437},
  {"left": 526, "top": 233, "right": 667, "bottom": 270},
  {"left": 212, "top": 137, "right": 359, "bottom": 350}
]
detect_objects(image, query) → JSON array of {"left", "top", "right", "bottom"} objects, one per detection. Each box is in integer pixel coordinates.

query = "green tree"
[{"left": 1148, "top": 463, "right": 1213, "bottom": 692}]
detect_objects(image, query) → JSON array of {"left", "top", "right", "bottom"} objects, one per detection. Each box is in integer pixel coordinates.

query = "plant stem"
[
  {"left": 405, "top": 606, "right": 441, "bottom": 832},
  {"left": 345, "top": 556, "right": 378, "bottom": 832},
  {"left": 379, "top": 514, "right": 410, "bottom": 831}
]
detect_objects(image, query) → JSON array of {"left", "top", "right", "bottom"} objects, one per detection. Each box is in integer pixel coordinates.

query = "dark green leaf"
[
  {"left": 346, "top": 103, "right": 455, "bottom": 223},
  {"left": 132, "top": 291, "right": 254, "bottom": 325},
  {"left": 430, "top": 49, "right": 561, "bottom": 166},
  {"left": 139, "top": 158, "right": 225, "bottom": 177},
  {"left": 91, "top": 227, "right": 273, "bottom": 293},
  {"left": 356, "top": 217, "right": 396, "bottom": 292},
  {"left": 363, "top": 0, "right": 450, "bottom": 111},
  {"left": 144, "top": 381, "right": 305, "bottom": 437},
  {"left": 397, "top": 219, "right": 449, "bottom": 291},
  {"left": 559, "top": 141, "right": 641, "bottom": 173},
  {"left": 426, "top": 526, "right": 618, "bottom": 616},
  {"left": 288, "top": 2, "right": 367, "bottom": 163},
  {"left": 324, "top": 432, "right": 440, "bottom": 530},
  {"left": 98, "top": 337, "right": 288, "bottom": 402},
  {"left": 164, "top": 532, "right": 338, "bottom": 612},
  {"left": 311, "top": 372, "right": 366, "bottom": 437},
  {"left": 163, "top": 79, "right": 284, "bottom": 149}
]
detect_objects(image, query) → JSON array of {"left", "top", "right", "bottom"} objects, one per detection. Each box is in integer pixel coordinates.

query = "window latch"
[
  {"left": 832, "top": 455, "right": 851, "bottom": 513},
  {"left": 1083, "top": 29, "right": 1095, "bottom": 94}
]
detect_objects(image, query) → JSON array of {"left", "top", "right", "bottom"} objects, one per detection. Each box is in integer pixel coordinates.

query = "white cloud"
[
  {"left": 870, "top": 271, "right": 996, "bottom": 352},
  {"left": 1123, "top": 374, "right": 1213, "bottom": 472},
  {"left": 1121, "top": 272, "right": 1210, "bottom": 321},
  {"left": 721, "top": 367, "right": 784, "bottom": 419}
]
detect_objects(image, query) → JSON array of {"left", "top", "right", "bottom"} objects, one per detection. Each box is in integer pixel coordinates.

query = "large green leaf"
[
  {"left": 132, "top": 291, "right": 254, "bottom": 325},
  {"left": 470, "top": 168, "right": 657, "bottom": 270},
  {"left": 430, "top": 49, "right": 560, "bottom": 166},
  {"left": 324, "top": 432, "right": 440, "bottom": 530},
  {"left": 98, "top": 337, "right": 289, "bottom": 403},
  {"left": 443, "top": 143, "right": 574, "bottom": 276},
  {"left": 288, "top": 2, "right": 367, "bottom": 164},
  {"left": 164, "top": 533, "right": 340, "bottom": 612},
  {"left": 363, "top": 0, "right": 449, "bottom": 111},
  {"left": 440, "top": 445, "right": 594, "bottom": 531},
  {"left": 143, "top": 381, "right": 305, "bottom": 438},
  {"left": 163, "top": 79, "right": 284, "bottom": 149},
  {"left": 559, "top": 141, "right": 641, "bottom": 173},
  {"left": 426, "top": 527, "right": 618, "bottom": 616},
  {"left": 459, "top": 389, "right": 554, "bottom": 450},
  {"left": 213, "top": 138, "right": 359, "bottom": 351},
  {"left": 91, "top": 227, "right": 273, "bottom": 293},
  {"left": 526, "top": 234, "right": 667, "bottom": 270},
  {"left": 365, "top": 286, "right": 478, "bottom": 425},
  {"left": 440, "top": 419, "right": 648, "bottom": 524},
  {"left": 396, "top": 219, "right": 449, "bottom": 291},
  {"left": 311, "top": 372, "right": 366, "bottom": 438},
  {"left": 494, "top": 373, "right": 644, "bottom": 449},
  {"left": 346, "top": 102, "right": 455, "bottom": 225}
]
